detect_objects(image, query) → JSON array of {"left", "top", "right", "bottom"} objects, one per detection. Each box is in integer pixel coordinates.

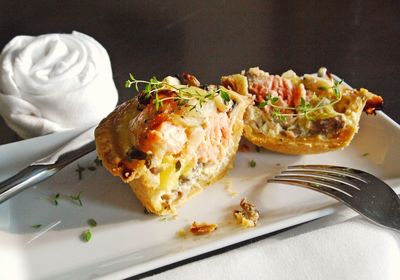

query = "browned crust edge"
[
  {"left": 95, "top": 99, "right": 143, "bottom": 181},
  {"left": 243, "top": 123, "right": 357, "bottom": 155}
]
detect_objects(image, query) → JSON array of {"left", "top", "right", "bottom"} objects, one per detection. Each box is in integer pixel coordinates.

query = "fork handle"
[{"left": 0, "top": 165, "right": 58, "bottom": 203}]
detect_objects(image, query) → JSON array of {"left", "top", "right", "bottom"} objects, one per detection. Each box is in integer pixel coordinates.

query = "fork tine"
[
  {"left": 272, "top": 165, "right": 400, "bottom": 232},
  {"left": 281, "top": 170, "right": 361, "bottom": 190},
  {"left": 288, "top": 165, "right": 368, "bottom": 183},
  {"left": 268, "top": 177, "right": 353, "bottom": 202},
  {"left": 270, "top": 175, "right": 358, "bottom": 197}
]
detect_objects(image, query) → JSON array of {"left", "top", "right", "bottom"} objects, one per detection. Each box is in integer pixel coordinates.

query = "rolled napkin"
[{"left": 0, "top": 31, "right": 118, "bottom": 138}]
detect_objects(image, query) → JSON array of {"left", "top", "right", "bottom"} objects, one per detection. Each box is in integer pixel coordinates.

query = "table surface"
[{"left": 0, "top": 0, "right": 399, "bottom": 144}]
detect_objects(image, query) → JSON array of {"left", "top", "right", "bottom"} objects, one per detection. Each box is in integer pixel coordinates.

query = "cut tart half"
[
  {"left": 222, "top": 67, "right": 383, "bottom": 154},
  {"left": 95, "top": 74, "right": 252, "bottom": 215}
]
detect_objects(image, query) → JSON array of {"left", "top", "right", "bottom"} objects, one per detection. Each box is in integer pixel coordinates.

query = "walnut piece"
[
  {"left": 189, "top": 222, "right": 218, "bottom": 235},
  {"left": 234, "top": 198, "right": 260, "bottom": 228}
]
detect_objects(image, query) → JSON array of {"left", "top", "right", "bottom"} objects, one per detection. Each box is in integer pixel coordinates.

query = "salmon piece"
[
  {"left": 139, "top": 121, "right": 187, "bottom": 155},
  {"left": 248, "top": 71, "right": 305, "bottom": 108},
  {"left": 196, "top": 113, "right": 231, "bottom": 164}
]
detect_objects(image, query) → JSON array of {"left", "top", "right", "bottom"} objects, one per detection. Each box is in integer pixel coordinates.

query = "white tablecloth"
[{"left": 145, "top": 208, "right": 400, "bottom": 280}]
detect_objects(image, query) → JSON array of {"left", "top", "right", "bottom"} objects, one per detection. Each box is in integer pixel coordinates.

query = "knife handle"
[{"left": 0, "top": 165, "right": 59, "bottom": 203}]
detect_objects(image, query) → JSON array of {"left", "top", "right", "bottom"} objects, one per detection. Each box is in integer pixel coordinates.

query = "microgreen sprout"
[
  {"left": 69, "top": 192, "right": 83, "bottom": 206},
  {"left": 258, "top": 78, "right": 344, "bottom": 121},
  {"left": 82, "top": 229, "right": 92, "bottom": 242},
  {"left": 51, "top": 193, "right": 60, "bottom": 206},
  {"left": 318, "top": 79, "right": 343, "bottom": 98}
]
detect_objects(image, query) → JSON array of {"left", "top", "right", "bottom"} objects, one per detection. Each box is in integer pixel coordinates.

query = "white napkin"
[
  {"left": 145, "top": 209, "right": 400, "bottom": 280},
  {"left": 0, "top": 31, "right": 118, "bottom": 138}
]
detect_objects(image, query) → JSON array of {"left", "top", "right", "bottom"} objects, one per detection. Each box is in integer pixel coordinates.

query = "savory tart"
[
  {"left": 222, "top": 67, "right": 383, "bottom": 154},
  {"left": 95, "top": 73, "right": 252, "bottom": 215}
]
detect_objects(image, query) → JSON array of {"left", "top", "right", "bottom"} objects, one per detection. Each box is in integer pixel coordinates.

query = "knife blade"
[{"left": 0, "top": 126, "right": 96, "bottom": 203}]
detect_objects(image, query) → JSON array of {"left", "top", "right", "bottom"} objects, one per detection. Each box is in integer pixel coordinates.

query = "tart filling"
[{"left": 222, "top": 67, "right": 383, "bottom": 154}]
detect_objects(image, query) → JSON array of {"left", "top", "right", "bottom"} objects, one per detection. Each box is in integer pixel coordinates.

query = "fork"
[{"left": 268, "top": 165, "right": 400, "bottom": 231}]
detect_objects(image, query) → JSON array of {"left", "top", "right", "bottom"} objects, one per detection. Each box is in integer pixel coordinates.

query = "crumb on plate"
[
  {"left": 222, "top": 178, "right": 237, "bottom": 197},
  {"left": 176, "top": 228, "right": 188, "bottom": 238}
]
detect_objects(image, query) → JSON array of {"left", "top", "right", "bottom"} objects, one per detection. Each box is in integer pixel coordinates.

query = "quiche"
[
  {"left": 95, "top": 73, "right": 252, "bottom": 215},
  {"left": 222, "top": 67, "right": 383, "bottom": 154}
]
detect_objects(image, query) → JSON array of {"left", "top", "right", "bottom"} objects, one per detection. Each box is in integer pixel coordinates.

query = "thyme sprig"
[
  {"left": 258, "top": 79, "right": 344, "bottom": 121},
  {"left": 125, "top": 74, "right": 230, "bottom": 111}
]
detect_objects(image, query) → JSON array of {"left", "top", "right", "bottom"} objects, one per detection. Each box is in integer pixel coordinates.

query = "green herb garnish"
[
  {"left": 272, "top": 107, "right": 286, "bottom": 121},
  {"left": 255, "top": 146, "right": 261, "bottom": 153},
  {"left": 88, "top": 219, "right": 97, "bottom": 227},
  {"left": 82, "top": 229, "right": 92, "bottom": 242},
  {"left": 125, "top": 74, "right": 228, "bottom": 111},
  {"left": 249, "top": 160, "right": 256, "bottom": 168},
  {"left": 271, "top": 97, "right": 279, "bottom": 104},
  {"left": 361, "top": 153, "right": 369, "bottom": 157},
  {"left": 69, "top": 192, "right": 83, "bottom": 206},
  {"left": 32, "top": 224, "right": 42, "bottom": 229},
  {"left": 220, "top": 90, "right": 231, "bottom": 103},
  {"left": 88, "top": 166, "right": 96, "bottom": 171},
  {"left": 52, "top": 193, "right": 60, "bottom": 206},
  {"left": 258, "top": 94, "right": 270, "bottom": 108},
  {"left": 76, "top": 164, "right": 85, "bottom": 180},
  {"left": 297, "top": 98, "right": 314, "bottom": 120}
]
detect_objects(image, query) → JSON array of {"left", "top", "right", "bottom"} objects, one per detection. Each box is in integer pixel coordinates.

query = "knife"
[{"left": 0, "top": 126, "right": 96, "bottom": 203}]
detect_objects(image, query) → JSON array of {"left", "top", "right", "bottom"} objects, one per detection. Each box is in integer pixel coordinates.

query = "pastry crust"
[
  {"left": 222, "top": 67, "right": 383, "bottom": 155},
  {"left": 95, "top": 76, "right": 251, "bottom": 215}
]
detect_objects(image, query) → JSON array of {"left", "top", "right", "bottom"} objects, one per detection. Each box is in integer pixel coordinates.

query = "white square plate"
[{"left": 0, "top": 112, "right": 399, "bottom": 280}]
